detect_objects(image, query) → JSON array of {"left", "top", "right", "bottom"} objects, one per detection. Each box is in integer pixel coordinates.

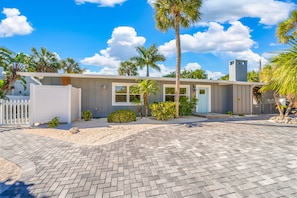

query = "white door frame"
[{"left": 196, "top": 85, "right": 211, "bottom": 113}]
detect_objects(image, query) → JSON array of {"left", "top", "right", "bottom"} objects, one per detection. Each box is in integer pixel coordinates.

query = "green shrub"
[
  {"left": 150, "top": 101, "right": 176, "bottom": 120},
  {"left": 226, "top": 111, "right": 233, "bottom": 115},
  {"left": 48, "top": 117, "right": 60, "bottom": 128},
  {"left": 107, "top": 110, "right": 136, "bottom": 123},
  {"left": 179, "top": 96, "right": 198, "bottom": 116},
  {"left": 82, "top": 110, "right": 92, "bottom": 121}
]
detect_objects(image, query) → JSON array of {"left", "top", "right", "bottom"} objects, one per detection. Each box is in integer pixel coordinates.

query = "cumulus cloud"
[
  {"left": 81, "top": 26, "right": 145, "bottom": 68},
  {"left": 201, "top": 0, "right": 295, "bottom": 25},
  {"left": 148, "top": 0, "right": 295, "bottom": 26},
  {"left": 0, "top": 8, "right": 33, "bottom": 37},
  {"left": 75, "top": 0, "right": 126, "bottom": 7},
  {"left": 159, "top": 21, "right": 254, "bottom": 56},
  {"left": 206, "top": 71, "right": 225, "bottom": 80},
  {"left": 183, "top": 62, "right": 202, "bottom": 71}
]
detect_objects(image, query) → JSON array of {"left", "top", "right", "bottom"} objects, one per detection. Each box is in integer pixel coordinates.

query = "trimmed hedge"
[{"left": 107, "top": 110, "right": 136, "bottom": 123}]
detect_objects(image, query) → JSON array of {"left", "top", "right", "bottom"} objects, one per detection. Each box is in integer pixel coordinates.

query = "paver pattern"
[{"left": 1, "top": 118, "right": 297, "bottom": 198}]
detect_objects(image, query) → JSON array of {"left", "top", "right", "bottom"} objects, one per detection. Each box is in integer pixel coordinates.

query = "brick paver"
[{"left": 1, "top": 117, "right": 297, "bottom": 197}]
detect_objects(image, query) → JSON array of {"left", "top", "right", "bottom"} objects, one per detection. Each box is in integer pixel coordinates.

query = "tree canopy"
[{"left": 164, "top": 69, "right": 207, "bottom": 79}]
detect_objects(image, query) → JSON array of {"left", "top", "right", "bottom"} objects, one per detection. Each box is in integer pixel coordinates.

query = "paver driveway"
[{"left": 1, "top": 118, "right": 297, "bottom": 198}]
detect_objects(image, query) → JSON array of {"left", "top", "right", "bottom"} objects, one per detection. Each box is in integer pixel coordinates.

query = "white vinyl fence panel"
[
  {"left": 29, "top": 84, "right": 81, "bottom": 126},
  {"left": 0, "top": 99, "right": 30, "bottom": 125}
]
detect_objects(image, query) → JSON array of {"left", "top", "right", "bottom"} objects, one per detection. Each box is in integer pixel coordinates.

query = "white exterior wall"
[{"left": 29, "top": 84, "right": 81, "bottom": 125}]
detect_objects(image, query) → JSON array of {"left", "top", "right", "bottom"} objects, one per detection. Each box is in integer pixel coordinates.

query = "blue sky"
[{"left": 0, "top": 0, "right": 296, "bottom": 79}]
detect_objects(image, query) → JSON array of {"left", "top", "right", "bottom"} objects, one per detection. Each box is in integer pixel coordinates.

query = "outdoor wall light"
[{"left": 102, "top": 84, "right": 107, "bottom": 90}]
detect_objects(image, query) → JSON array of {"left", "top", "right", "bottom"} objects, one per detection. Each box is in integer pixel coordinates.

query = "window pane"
[
  {"left": 165, "top": 95, "right": 175, "bottom": 102},
  {"left": 115, "top": 95, "right": 127, "bottom": 102},
  {"left": 129, "top": 85, "right": 138, "bottom": 94},
  {"left": 165, "top": 87, "right": 175, "bottom": 94},
  {"left": 115, "top": 86, "right": 127, "bottom": 94},
  {"left": 130, "top": 95, "right": 140, "bottom": 103},
  {"left": 199, "top": 89, "right": 205, "bottom": 95},
  {"left": 180, "top": 88, "right": 187, "bottom": 94}
]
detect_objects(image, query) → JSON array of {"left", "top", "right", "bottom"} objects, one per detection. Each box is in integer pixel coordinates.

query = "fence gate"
[{"left": 0, "top": 99, "right": 30, "bottom": 126}]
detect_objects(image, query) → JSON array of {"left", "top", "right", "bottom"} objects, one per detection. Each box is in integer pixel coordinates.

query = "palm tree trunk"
[
  {"left": 146, "top": 65, "right": 149, "bottom": 77},
  {"left": 285, "top": 96, "right": 295, "bottom": 117},
  {"left": 273, "top": 92, "right": 284, "bottom": 119},
  {"left": 175, "top": 16, "right": 181, "bottom": 118},
  {"left": 144, "top": 93, "right": 148, "bottom": 117}
]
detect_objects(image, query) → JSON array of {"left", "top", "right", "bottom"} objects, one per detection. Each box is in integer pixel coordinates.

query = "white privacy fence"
[
  {"left": 29, "top": 84, "right": 81, "bottom": 126},
  {"left": 0, "top": 99, "right": 30, "bottom": 125}
]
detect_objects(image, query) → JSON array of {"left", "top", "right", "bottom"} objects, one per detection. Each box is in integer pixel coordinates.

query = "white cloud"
[
  {"left": 183, "top": 62, "right": 202, "bottom": 71},
  {"left": 159, "top": 21, "right": 254, "bottom": 56},
  {"left": 147, "top": 64, "right": 175, "bottom": 77},
  {"left": 75, "top": 0, "right": 126, "bottom": 7},
  {"left": 0, "top": 8, "right": 33, "bottom": 37},
  {"left": 148, "top": 0, "right": 294, "bottom": 25},
  {"left": 102, "top": 26, "right": 146, "bottom": 60},
  {"left": 206, "top": 71, "right": 225, "bottom": 80},
  {"left": 81, "top": 26, "right": 145, "bottom": 68},
  {"left": 81, "top": 53, "right": 120, "bottom": 68},
  {"left": 201, "top": 0, "right": 295, "bottom": 25},
  {"left": 84, "top": 68, "right": 118, "bottom": 75}
]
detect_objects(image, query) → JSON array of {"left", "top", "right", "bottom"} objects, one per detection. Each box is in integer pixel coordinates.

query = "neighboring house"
[{"left": 17, "top": 60, "right": 276, "bottom": 118}]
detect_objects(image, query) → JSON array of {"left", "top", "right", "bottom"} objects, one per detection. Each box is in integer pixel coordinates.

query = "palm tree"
[
  {"left": 153, "top": 0, "right": 202, "bottom": 117},
  {"left": 61, "top": 58, "right": 85, "bottom": 74},
  {"left": 130, "top": 79, "right": 160, "bottom": 117},
  {"left": 131, "top": 44, "right": 165, "bottom": 77},
  {"left": 247, "top": 70, "right": 259, "bottom": 82},
  {"left": 260, "top": 39, "right": 297, "bottom": 118},
  {"left": 0, "top": 47, "right": 28, "bottom": 97},
  {"left": 30, "top": 47, "right": 60, "bottom": 73},
  {"left": 118, "top": 60, "right": 138, "bottom": 76},
  {"left": 276, "top": 9, "right": 297, "bottom": 43}
]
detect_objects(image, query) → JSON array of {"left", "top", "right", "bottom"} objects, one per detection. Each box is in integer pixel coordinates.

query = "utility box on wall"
[{"left": 229, "top": 60, "right": 248, "bottom": 82}]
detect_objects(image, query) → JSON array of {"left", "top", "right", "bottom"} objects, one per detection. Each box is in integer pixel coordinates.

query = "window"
[
  {"left": 112, "top": 83, "right": 140, "bottom": 106},
  {"left": 163, "top": 85, "right": 190, "bottom": 102}
]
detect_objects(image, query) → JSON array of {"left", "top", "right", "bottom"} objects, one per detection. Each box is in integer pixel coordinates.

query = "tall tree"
[
  {"left": 130, "top": 79, "right": 160, "bottom": 117},
  {"left": 29, "top": 47, "right": 60, "bottom": 72},
  {"left": 153, "top": 0, "right": 202, "bottom": 117},
  {"left": 218, "top": 74, "right": 229, "bottom": 80},
  {"left": 131, "top": 44, "right": 165, "bottom": 77},
  {"left": 0, "top": 47, "right": 28, "bottom": 97},
  {"left": 118, "top": 60, "right": 138, "bottom": 76},
  {"left": 260, "top": 39, "right": 297, "bottom": 118},
  {"left": 276, "top": 10, "right": 297, "bottom": 44},
  {"left": 247, "top": 70, "right": 259, "bottom": 82},
  {"left": 61, "top": 58, "right": 85, "bottom": 74},
  {"left": 163, "top": 69, "right": 207, "bottom": 79}
]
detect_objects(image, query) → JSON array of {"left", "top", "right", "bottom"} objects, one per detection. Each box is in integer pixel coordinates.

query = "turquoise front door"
[{"left": 196, "top": 87, "right": 209, "bottom": 113}]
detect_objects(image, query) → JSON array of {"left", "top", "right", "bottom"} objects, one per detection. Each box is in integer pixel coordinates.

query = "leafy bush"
[
  {"left": 82, "top": 110, "right": 92, "bottom": 121},
  {"left": 226, "top": 111, "right": 233, "bottom": 115},
  {"left": 179, "top": 96, "right": 197, "bottom": 116},
  {"left": 48, "top": 117, "right": 60, "bottom": 128},
  {"left": 107, "top": 110, "right": 136, "bottom": 123},
  {"left": 150, "top": 101, "right": 176, "bottom": 120}
]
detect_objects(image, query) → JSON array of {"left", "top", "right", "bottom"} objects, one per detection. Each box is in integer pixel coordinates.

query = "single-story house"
[{"left": 17, "top": 60, "right": 276, "bottom": 118}]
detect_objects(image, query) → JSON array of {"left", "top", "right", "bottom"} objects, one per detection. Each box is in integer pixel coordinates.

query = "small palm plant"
[{"left": 130, "top": 79, "right": 160, "bottom": 117}]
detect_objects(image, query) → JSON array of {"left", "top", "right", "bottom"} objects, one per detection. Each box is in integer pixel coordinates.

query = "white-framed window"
[
  {"left": 112, "top": 83, "right": 141, "bottom": 106},
  {"left": 163, "top": 84, "right": 190, "bottom": 102}
]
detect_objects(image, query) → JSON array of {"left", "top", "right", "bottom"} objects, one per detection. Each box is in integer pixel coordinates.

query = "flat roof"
[{"left": 17, "top": 72, "right": 265, "bottom": 86}]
